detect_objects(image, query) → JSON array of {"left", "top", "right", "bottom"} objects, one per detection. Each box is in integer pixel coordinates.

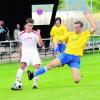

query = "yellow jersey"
[
  {"left": 59, "top": 29, "right": 91, "bottom": 56},
  {"left": 50, "top": 25, "right": 68, "bottom": 43}
]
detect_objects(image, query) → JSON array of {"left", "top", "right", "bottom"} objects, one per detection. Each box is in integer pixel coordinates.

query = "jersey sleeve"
[
  {"left": 81, "top": 29, "right": 91, "bottom": 39},
  {"left": 50, "top": 27, "right": 54, "bottom": 36},
  {"left": 77, "top": 29, "right": 91, "bottom": 47}
]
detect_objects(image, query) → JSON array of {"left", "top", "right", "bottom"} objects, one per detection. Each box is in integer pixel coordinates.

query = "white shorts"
[{"left": 21, "top": 50, "right": 41, "bottom": 66}]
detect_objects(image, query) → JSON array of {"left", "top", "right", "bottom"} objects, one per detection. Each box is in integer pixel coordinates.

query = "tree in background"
[
  {"left": 58, "top": 0, "right": 66, "bottom": 10},
  {"left": 87, "top": 0, "right": 100, "bottom": 13},
  {"left": 58, "top": 0, "right": 100, "bottom": 13}
]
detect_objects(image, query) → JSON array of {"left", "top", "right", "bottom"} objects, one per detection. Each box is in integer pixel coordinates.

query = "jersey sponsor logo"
[
  {"left": 32, "top": 30, "right": 38, "bottom": 34},
  {"left": 23, "top": 37, "right": 33, "bottom": 41},
  {"left": 70, "top": 35, "right": 79, "bottom": 41}
]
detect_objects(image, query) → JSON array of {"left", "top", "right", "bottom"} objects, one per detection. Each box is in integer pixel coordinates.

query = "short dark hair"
[
  {"left": 26, "top": 18, "right": 34, "bottom": 24},
  {"left": 55, "top": 17, "right": 61, "bottom": 24},
  {"left": 74, "top": 21, "right": 83, "bottom": 27}
]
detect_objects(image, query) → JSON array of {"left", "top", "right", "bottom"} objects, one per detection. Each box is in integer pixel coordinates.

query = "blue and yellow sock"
[{"left": 34, "top": 67, "right": 47, "bottom": 77}]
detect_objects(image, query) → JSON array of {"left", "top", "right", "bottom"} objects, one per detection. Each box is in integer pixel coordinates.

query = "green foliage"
[
  {"left": 58, "top": 0, "right": 100, "bottom": 13},
  {"left": 87, "top": 0, "right": 100, "bottom": 13},
  {"left": 58, "top": 0, "right": 66, "bottom": 10}
]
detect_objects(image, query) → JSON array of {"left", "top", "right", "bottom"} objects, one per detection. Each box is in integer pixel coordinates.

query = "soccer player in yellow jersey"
[
  {"left": 50, "top": 17, "right": 68, "bottom": 57},
  {"left": 27, "top": 12, "right": 96, "bottom": 84}
]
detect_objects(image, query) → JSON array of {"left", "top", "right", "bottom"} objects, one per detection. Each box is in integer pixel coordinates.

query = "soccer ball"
[{"left": 11, "top": 82, "right": 23, "bottom": 90}]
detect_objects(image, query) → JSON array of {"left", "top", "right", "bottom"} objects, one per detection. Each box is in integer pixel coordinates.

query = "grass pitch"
[{"left": 0, "top": 53, "right": 100, "bottom": 100}]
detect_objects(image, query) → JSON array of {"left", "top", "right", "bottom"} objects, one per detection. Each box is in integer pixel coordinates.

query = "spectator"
[
  {"left": 13, "top": 24, "right": 20, "bottom": 40},
  {"left": 0, "top": 20, "right": 9, "bottom": 41},
  {"left": 50, "top": 17, "right": 68, "bottom": 57},
  {"left": 0, "top": 20, "right": 10, "bottom": 41}
]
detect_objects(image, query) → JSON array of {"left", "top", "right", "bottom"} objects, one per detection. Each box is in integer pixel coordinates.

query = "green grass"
[{"left": 0, "top": 53, "right": 100, "bottom": 100}]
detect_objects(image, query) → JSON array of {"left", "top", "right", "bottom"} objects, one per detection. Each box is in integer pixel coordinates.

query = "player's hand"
[
  {"left": 37, "top": 29, "right": 43, "bottom": 47},
  {"left": 84, "top": 11, "right": 96, "bottom": 34},
  {"left": 83, "top": 11, "right": 92, "bottom": 20},
  {"left": 54, "top": 43, "right": 58, "bottom": 49},
  {"left": 62, "top": 42, "right": 66, "bottom": 45},
  {"left": 37, "top": 29, "right": 42, "bottom": 39},
  {"left": 37, "top": 29, "right": 41, "bottom": 36}
]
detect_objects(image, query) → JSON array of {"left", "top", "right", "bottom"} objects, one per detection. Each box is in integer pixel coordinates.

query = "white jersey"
[
  {"left": 19, "top": 30, "right": 41, "bottom": 66},
  {"left": 19, "top": 30, "right": 38, "bottom": 53}
]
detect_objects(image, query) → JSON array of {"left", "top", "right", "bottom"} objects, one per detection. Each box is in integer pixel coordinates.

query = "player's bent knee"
[
  {"left": 20, "top": 62, "right": 27, "bottom": 70},
  {"left": 34, "top": 64, "right": 40, "bottom": 69}
]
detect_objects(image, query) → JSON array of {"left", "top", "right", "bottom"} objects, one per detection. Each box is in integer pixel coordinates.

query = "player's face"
[
  {"left": 24, "top": 23, "right": 34, "bottom": 32},
  {"left": 74, "top": 24, "right": 82, "bottom": 34},
  {"left": 55, "top": 20, "right": 61, "bottom": 27},
  {"left": 16, "top": 24, "right": 20, "bottom": 29}
]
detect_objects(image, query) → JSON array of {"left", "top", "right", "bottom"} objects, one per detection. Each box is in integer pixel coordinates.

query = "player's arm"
[
  {"left": 84, "top": 12, "right": 96, "bottom": 34},
  {"left": 49, "top": 27, "right": 54, "bottom": 48},
  {"left": 18, "top": 34, "right": 22, "bottom": 63},
  {"left": 48, "top": 35, "right": 53, "bottom": 49},
  {"left": 62, "top": 26, "right": 69, "bottom": 44},
  {"left": 18, "top": 44, "right": 22, "bottom": 63},
  {"left": 37, "top": 29, "right": 43, "bottom": 47},
  {"left": 50, "top": 35, "right": 53, "bottom": 43},
  {"left": 50, "top": 27, "right": 54, "bottom": 43}
]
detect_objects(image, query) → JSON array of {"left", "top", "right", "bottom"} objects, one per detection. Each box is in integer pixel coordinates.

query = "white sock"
[
  {"left": 33, "top": 69, "right": 39, "bottom": 86},
  {"left": 16, "top": 68, "right": 24, "bottom": 82}
]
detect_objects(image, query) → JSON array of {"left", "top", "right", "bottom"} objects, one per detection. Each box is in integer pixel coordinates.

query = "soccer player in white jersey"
[{"left": 11, "top": 18, "right": 43, "bottom": 90}]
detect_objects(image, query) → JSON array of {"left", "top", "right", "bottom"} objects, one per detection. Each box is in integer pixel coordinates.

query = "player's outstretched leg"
[{"left": 27, "top": 58, "right": 61, "bottom": 80}]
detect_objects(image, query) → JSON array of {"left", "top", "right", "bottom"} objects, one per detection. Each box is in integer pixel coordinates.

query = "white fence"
[
  {"left": 0, "top": 39, "right": 53, "bottom": 63},
  {"left": 0, "top": 36, "right": 100, "bottom": 63}
]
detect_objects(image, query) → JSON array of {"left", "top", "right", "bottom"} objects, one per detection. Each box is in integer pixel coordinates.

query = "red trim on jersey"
[
  {"left": 19, "top": 30, "right": 25, "bottom": 36},
  {"left": 20, "top": 30, "right": 39, "bottom": 36},
  {"left": 32, "top": 30, "right": 38, "bottom": 34}
]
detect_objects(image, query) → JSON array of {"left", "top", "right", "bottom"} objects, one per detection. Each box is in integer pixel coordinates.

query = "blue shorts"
[
  {"left": 54, "top": 43, "right": 66, "bottom": 53},
  {"left": 57, "top": 53, "right": 80, "bottom": 69}
]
